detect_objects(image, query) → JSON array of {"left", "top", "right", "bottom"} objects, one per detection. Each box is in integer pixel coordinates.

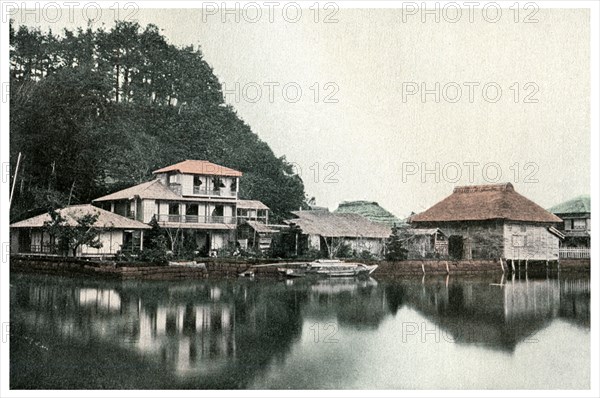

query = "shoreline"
[{"left": 9, "top": 255, "right": 590, "bottom": 280}]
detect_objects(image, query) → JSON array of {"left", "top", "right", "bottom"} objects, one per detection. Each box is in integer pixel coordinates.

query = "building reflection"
[
  {"left": 10, "top": 271, "right": 590, "bottom": 387},
  {"left": 388, "top": 274, "right": 590, "bottom": 351}
]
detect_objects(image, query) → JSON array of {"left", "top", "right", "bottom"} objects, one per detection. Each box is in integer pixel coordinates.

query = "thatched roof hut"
[{"left": 411, "top": 183, "right": 561, "bottom": 224}]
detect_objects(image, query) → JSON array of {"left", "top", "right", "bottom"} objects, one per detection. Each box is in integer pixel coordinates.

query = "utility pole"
[{"left": 9, "top": 152, "right": 22, "bottom": 209}]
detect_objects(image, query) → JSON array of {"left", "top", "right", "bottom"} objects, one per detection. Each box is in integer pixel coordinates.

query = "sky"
[{"left": 14, "top": 5, "right": 591, "bottom": 218}]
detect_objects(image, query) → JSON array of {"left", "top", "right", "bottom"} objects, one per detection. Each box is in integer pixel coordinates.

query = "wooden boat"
[
  {"left": 278, "top": 259, "right": 378, "bottom": 278},
  {"left": 168, "top": 260, "right": 206, "bottom": 268}
]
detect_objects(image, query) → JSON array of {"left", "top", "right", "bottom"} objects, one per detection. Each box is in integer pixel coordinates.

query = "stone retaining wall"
[{"left": 10, "top": 255, "right": 589, "bottom": 280}]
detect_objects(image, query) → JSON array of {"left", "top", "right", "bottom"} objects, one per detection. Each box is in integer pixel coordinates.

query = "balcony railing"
[
  {"left": 559, "top": 247, "right": 590, "bottom": 259},
  {"left": 156, "top": 214, "right": 237, "bottom": 225},
  {"left": 192, "top": 186, "right": 237, "bottom": 197}
]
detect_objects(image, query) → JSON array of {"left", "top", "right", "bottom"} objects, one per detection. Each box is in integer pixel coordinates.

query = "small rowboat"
[{"left": 278, "top": 259, "right": 378, "bottom": 278}]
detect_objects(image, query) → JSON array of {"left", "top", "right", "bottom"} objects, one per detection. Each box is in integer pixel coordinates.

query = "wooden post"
[
  {"left": 9, "top": 152, "right": 22, "bottom": 209},
  {"left": 421, "top": 262, "right": 425, "bottom": 275},
  {"left": 295, "top": 233, "right": 299, "bottom": 256},
  {"left": 511, "top": 259, "right": 515, "bottom": 272},
  {"left": 499, "top": 258, "right": 505, "bottom": 273},
  {"left": 445, "top": 261, "right": 450, "bottom": 274},
  {"left": 525, "top": 259, "right": 528, "bottom": 273}
]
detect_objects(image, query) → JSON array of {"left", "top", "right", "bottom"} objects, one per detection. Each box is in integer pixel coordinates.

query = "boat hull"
[{"left": 277, "top": 261, "right": 378, "bottom": 278}]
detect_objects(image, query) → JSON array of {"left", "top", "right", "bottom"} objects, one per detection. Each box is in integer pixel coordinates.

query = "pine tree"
[{"left": 385, "top": 225, "right": 408, "bottom": 261}]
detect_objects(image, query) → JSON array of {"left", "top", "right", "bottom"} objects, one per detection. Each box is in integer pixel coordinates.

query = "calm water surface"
[{"left": 10, "top": 272, "right": 590, "bottom": 389}]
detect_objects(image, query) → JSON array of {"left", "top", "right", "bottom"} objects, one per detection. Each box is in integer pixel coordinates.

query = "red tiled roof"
[
  {"left": 411, "top": 183, "right": 562, "bottom": 224},
  {"left": 153, "top": 160, "right": 242, "bottom": 177}
]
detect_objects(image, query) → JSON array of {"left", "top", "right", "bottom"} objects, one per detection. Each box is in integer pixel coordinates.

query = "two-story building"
[
  {"left": 93, "top": 160, "right": 255, "bottom": 256},
  {"left": 548, "top": 195, "right": 591, "bottom": 259}
]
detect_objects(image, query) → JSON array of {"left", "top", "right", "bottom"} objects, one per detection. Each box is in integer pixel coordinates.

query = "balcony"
[
  {"left": 156, "top": 214, "right": 237, "bottom": 225},
  {"left": 192, "top": 186, "right": 237, "bottom": 197}
]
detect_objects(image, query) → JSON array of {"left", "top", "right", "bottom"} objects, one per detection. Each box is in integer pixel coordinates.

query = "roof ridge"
[{"left": 453, "top": 182, "right": 514, "bottom": 193}]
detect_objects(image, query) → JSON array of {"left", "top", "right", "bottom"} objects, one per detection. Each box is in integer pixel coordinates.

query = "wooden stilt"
[
  {"left": 511, "top": 259, "right": 515, "bottom": 272},
  {"left": 445, "top": 261, "right": 450, "bottom": 274},
  {"left": 421, "top": 262, "right": 425, "bottom": 275},
  {"left": 499, "top": 258, "right": 505, "bottom": 273}
]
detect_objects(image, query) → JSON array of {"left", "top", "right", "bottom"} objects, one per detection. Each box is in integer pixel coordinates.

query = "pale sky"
[{"left": 15, "top": 6, "right": 590, "bottom": 218}]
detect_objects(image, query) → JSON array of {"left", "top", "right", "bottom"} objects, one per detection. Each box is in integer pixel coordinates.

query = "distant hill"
[
  {"left": 334, "top": 201, "right": 402, "bottom": 227},
  {"left": 9, "top": 21, "right": 305, "bottom": 222}
]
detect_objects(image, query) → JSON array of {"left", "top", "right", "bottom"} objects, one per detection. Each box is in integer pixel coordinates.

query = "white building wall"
[
  {"left": 10, "top": 230, "right": 20, "bottom": 254},
  {"left": 503, "top": 223, "right": 560, "bottom": 260},
  {"left": 80, "top": 230, "right": 124, "bottom": 255},
  {"left": 211, "top": 232, "right": 227, "bottom": 250},
  {"left": 308, "top": 235, "right": 321, "bottom": 251},
  {"left": 142, "top": 199, "right": 157, "bottom": 223},
  {"left": 345, "top": 238, "right": 385, "bottom": 256},
  {"left": 180, "top": 174, "right": 194, "bottom": 196}
]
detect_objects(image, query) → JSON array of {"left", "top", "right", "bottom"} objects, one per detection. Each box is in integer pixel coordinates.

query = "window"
[
  {"left": 573, "top": 219, "right": 586, "bottom": 230},
  {"left": 193, "top": 176, "right": 203, "bottom": 187},
  {"left": 186, "top": 204, "right": 199, "bottom": 216},
  {"left": 169, "top": 203, "right": 180, "bottom": 215},
  {"left": 212, "top": 205, "right": 224, "bottom": 217},
  {"left": 168, "top": 174, "right": 180, "bottom": 184},
  {"left": 212, "top": 177, "right": 225, "bottom": 189},
  {"left": 512, "top": 235, "right": 526, "bottom": 247}
]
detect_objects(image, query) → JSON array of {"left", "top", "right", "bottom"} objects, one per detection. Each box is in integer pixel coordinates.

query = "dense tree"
[
  {"left": 43, "top": 210, "right": 103, "bottom": 257},
  {"left": 385, "top": 225, "right": 409, "bottom": 261},
  {"left": 10, "top": 20, "right": 306, "bottom": 223}
]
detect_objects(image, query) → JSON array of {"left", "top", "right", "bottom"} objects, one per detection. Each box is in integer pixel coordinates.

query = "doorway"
[{"left": 448, "top": 235, "right": 464, "bottom": 260}]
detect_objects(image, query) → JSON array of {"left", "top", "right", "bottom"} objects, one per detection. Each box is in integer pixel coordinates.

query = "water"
[{"left": 10, "top": 272, "right": 590, "bottom": 389}]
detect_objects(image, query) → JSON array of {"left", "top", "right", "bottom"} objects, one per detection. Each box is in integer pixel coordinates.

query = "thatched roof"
[
  {"left": 237, "top": 200, "right": 270, "bottom": 210},
  {"left": 10, "top": 205, "right": 151, "bottom": 230},
  {"left": 285, "top": 211, "right": 391, "bottom": 239},
  {"left": 548, "top": 195, "right": 591, "bottom": 215},
  {"left": 153, "top": 160, "right": 242, "bottom": 177},
  {"left": 93, "top": 179, "right": 181, "bottom": 202},
  {"left": 411, "top": 183, "right": 561, "bottom": 224},
  {"left": 334, "top": 200, "right": 402, "bottom": 227}
]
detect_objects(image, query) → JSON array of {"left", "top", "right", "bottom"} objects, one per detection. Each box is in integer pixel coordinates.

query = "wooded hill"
[{"left": 10, "top": 21, "right": 306, "bottom": 223}]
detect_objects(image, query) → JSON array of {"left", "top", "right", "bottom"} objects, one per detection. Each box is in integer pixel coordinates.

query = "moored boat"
[{"left": 278, "top": 259, "right": 378, "bottom": 278}]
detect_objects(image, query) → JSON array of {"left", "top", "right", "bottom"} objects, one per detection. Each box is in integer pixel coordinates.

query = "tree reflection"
[{"left": 10, "top": 272, "right": 590, "bottom": 389}]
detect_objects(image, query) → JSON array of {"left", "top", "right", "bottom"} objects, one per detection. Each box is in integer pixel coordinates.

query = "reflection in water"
[
  {"left": 10, "top": 272, "right": 590, "bottom": 389},
  {"left": 394, "top": 275, "right": 589, "bottom": 352}
]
